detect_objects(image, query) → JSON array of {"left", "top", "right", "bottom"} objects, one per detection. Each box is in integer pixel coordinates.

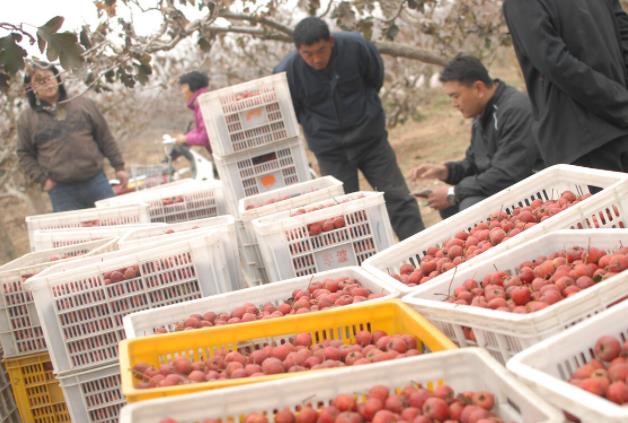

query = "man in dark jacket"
[
  {"left": 17, "top": 62, "right": 127, "bottom": 212},
  {"left": 409, "top": 55, "right": 540, "bottom": 218},
  {"left": 503, "top": 0, "right": 628, "bottom": 172},
  {"left": 274, "top": 17, "right": 424, "bottom": 240}
]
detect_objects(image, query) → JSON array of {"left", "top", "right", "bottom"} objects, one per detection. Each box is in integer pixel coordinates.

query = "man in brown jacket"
[{"left": 17, "top": 62, "right": 128, "bottom": 212}]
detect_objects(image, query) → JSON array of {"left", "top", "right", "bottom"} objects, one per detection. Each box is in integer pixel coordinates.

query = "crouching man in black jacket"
[
  {"left": 274, "top": 17, "right": 425, "bottom": 240},
  {"left": 409, "top": 55, "right": 540, "bottom": 219}
]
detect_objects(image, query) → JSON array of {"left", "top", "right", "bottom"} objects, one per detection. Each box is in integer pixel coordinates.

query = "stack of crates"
[
  {"left": 236, "top": 176, "right": 345, "bottom": 286},
  {"left": 0, "top": 239, "right": 116, "bottom": 422},
  {"left": 23, "top": 231, "right": 240, "bottom": 422},
  {"left": 198, "top": 73, "right": 312, "bottom": 211},
  {"left": 0, "top": 349, "right": 19, "bottom": 423}
]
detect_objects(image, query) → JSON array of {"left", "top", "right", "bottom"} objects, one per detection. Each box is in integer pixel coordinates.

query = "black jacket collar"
[{"left": 478, "top": 79, "right": 505, "bottom": 128}]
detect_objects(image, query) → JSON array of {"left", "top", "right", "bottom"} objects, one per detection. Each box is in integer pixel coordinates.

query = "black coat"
[
  {"left": 274, "top": 32, "right": 387, "bottom": 158},
  {"left": 446, "top": 81, "right": 541, "bottom": 201},
  {"left": 503, "top": 0, "right": 628, "bottom": 165}
]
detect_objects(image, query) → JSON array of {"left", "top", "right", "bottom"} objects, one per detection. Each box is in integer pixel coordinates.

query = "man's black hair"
[
  {"left": 440, "top": 54, "right": 493, "bottom": 86},
  {"left": 23, "top": 61, "right": 68, "bottom": 109},
  {"left": 293, "top": 17, "right": 331, "bottom": 47},
  {"left": 179, "top": 71, "right": 209, "bottom": 92}
]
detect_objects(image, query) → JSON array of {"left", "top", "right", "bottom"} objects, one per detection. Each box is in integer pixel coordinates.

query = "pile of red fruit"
[
  {"left": 154, "top": 277, "right": 386, "bottom": 334},
  {"left": 289, "top": 195, "right": 366, "bottom": 218},
  {"left": 159, "top": 383, "right": 511, "bottom": 423},
  {"left": 392, "top": 191, "right": 589, "bottom": 287},
  {"left": 79, "top": 219, "right": 101, "bottom": 227},
  {"left": 443, "top": 246, "right": 628, "bottom": 313},
  {"left": 103, "top": 265, "right": 140, "bottom": 285},
  {"left": 234, "top": 90, "right": 260, "bottom": 101},
  {"left": 132, "top": 330, "right": 419, "bottom": 389},
  {"left": 568, "top": 335, "right": 627, "bottom": 406},
  {"left": 161, "top": 196, "right": 184, "bottom": 206}
]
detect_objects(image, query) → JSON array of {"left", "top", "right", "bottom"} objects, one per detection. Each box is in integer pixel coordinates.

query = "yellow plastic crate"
[
  {"left": 4, "top": 353, "right": 70, "bottom": 423},
  {"left": 120, "top": 299, "right": 456, "bottom": 402}
]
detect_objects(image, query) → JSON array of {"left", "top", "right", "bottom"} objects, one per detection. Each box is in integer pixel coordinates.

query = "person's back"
[{"left": 503, "top": 0, "right": 628, "bottom": 171}]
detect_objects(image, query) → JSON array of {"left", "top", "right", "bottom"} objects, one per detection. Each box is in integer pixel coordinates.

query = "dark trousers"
[
  {"left": 439, "top": 195, "right": 486, "bottom": 220},
  {"left": 316, "top": 140, "right": 425, "bottom": 241},
  {"left": 572, "top": 135, "right": 628, "bottom": 173},
  {"left": 48, "top": 172, "right": 115, "bottom": 212}
]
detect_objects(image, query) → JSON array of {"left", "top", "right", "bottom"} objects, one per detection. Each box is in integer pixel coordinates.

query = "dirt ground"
[{"left": 1, "top": 57, "right": 523, "bottom": 263}]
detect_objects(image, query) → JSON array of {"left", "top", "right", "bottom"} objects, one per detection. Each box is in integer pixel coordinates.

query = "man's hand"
[
  {"left": 427, "top": 186, "right": 451, "bottom": 210},
  {"left": 42, "top": 178, "right": 56, "bottom": 192},
  {"left": 116, "top": 170, "right": 129, "bottom": 187},
  {"left": 175, "top": 134, "right": 188, "bottom": 145},
  {"left": 408, "top": 164, "right": 448, "bottom": 182}
]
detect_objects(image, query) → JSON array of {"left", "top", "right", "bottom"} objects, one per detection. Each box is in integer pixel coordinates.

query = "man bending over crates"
[
  {"left": 274, "top": 17, "right": 425, "bottom": 240},
  {"left": 409, "top": 55, "right": 541, "bottom": 219}
]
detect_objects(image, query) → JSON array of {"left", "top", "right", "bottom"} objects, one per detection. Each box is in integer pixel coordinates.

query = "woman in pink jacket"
[{"left": 174, "top": 71, "right": 211, "bottom": 153}]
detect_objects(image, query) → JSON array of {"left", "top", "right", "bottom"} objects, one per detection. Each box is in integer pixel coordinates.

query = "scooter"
[{"left": 110, "top": 134, "right": 216, "bottom": 195}]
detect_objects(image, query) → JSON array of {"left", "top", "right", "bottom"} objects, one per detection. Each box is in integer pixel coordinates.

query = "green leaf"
[
  {"left": 0, "top": 34, "right": 27, "bottom": 75},
  {"left": 331, "top": 1, "right": 356, "bottom": 31},
  {"left": 79, "top": 27, "right": 92, "bottom": 49},
  {"left": 134, "top": 62, "right": 152, "bottom": 85},
  {"left": 117, "top": 66, "right": 135, "bottom": 88},
  {"left": 0, "top": 72, "right": 9, "bottom": 92},
  {"left": 41, "top": 16, "right": 65, "bottom": 34},
  {"left": 43, "top": 32, "right": 84, "bottom": 69},
  {"left": 198, "top": 36, "right": 211, "bottom": 52},
  {"left": 384, "top": 22, "right": 400, "bottom": 41},
  {"left": 37, "top": 34, "right": 46, "bottom": 53},
  {"left": 356, "top": 18, "right": 374, "bottom": 40},
  {"left": 105, "top": 69, "right": 115, "bottom": 83},
  {"left": 308, "top": 0, "right": 320, "bottom": 15}
]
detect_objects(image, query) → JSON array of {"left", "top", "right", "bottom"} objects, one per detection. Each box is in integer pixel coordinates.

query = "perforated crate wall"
[
  {"left": 96, "top": 179, "right": 226, "bottom": 224},
  {"left": 26, "top": 234, "right": 234, "bottom": 373},
  {"left": 58, "top": 364, "right": 124, "bottom": 423},
  {"left": 214, "top": 137, "right": 311, "bottom": 203},
  {"left": 253, "top": 192, "right": 395, "bottom": 281},
  {"left": 5, "top": 353, "right": 70, "bottom": 422},
  {"left": 198, "top": 73, "right": 299, "bottom": 156},
  {"left": 0, "top": 239, "right": 116, "bottom": 357}
]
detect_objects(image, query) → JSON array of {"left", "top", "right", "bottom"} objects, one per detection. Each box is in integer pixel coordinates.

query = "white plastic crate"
[
  {"left": 198, "top": 72, "right": 300, "bottom": 156},
  {"left": 402, "top": 229, "right": 628, "bottom": 363},
  {"left": 25, "top": 204, "right": 150, "bottom": 251},
  {"left": 24, "top": 233, "right": 237, "bottom": 373},
  {"left": 58, "top": 363, "right": 124, "bottom": 423},
  {"left": 363, "top": 164, "right": 628, "bottom": 294},
  {"left": 118, "top": 215, "right": 246, "bottom": 291},
  {"left": 0, "top": 239, "right": 116, "bottom": 357},
  {"left": 253, "top": 191, "right": 396, "bottom": 282},
  {"left": 508, "top": 300, "right": 628, "bottom": 423},
  {"left": 119, "top": 348, "right": 562, "bottom": 423},
  {"left": 123, "top": 266, "right": 398, "bottom": 338},
  {"left": 95, "top": 179, "right": 227, "bottom": 223},
  {"left": 31, "top": 224, "right": 159, "bottom": 251},
  {"left": 0, "top": 350, "right": 19, "bottom": 423},
  {"left": 237, "top": 176, "right": 345, "bottom": 286},
  {"left": 214, "top": 137, "right": 311, "bottom": 203}
]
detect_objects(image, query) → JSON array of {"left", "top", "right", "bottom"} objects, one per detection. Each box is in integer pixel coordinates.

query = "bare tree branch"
[
  {"left": 219, "top": 12, "right": 294, "bottom": 36},
  {"left": 374, "top": 40, "right": 448, "bottom": 66}
]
